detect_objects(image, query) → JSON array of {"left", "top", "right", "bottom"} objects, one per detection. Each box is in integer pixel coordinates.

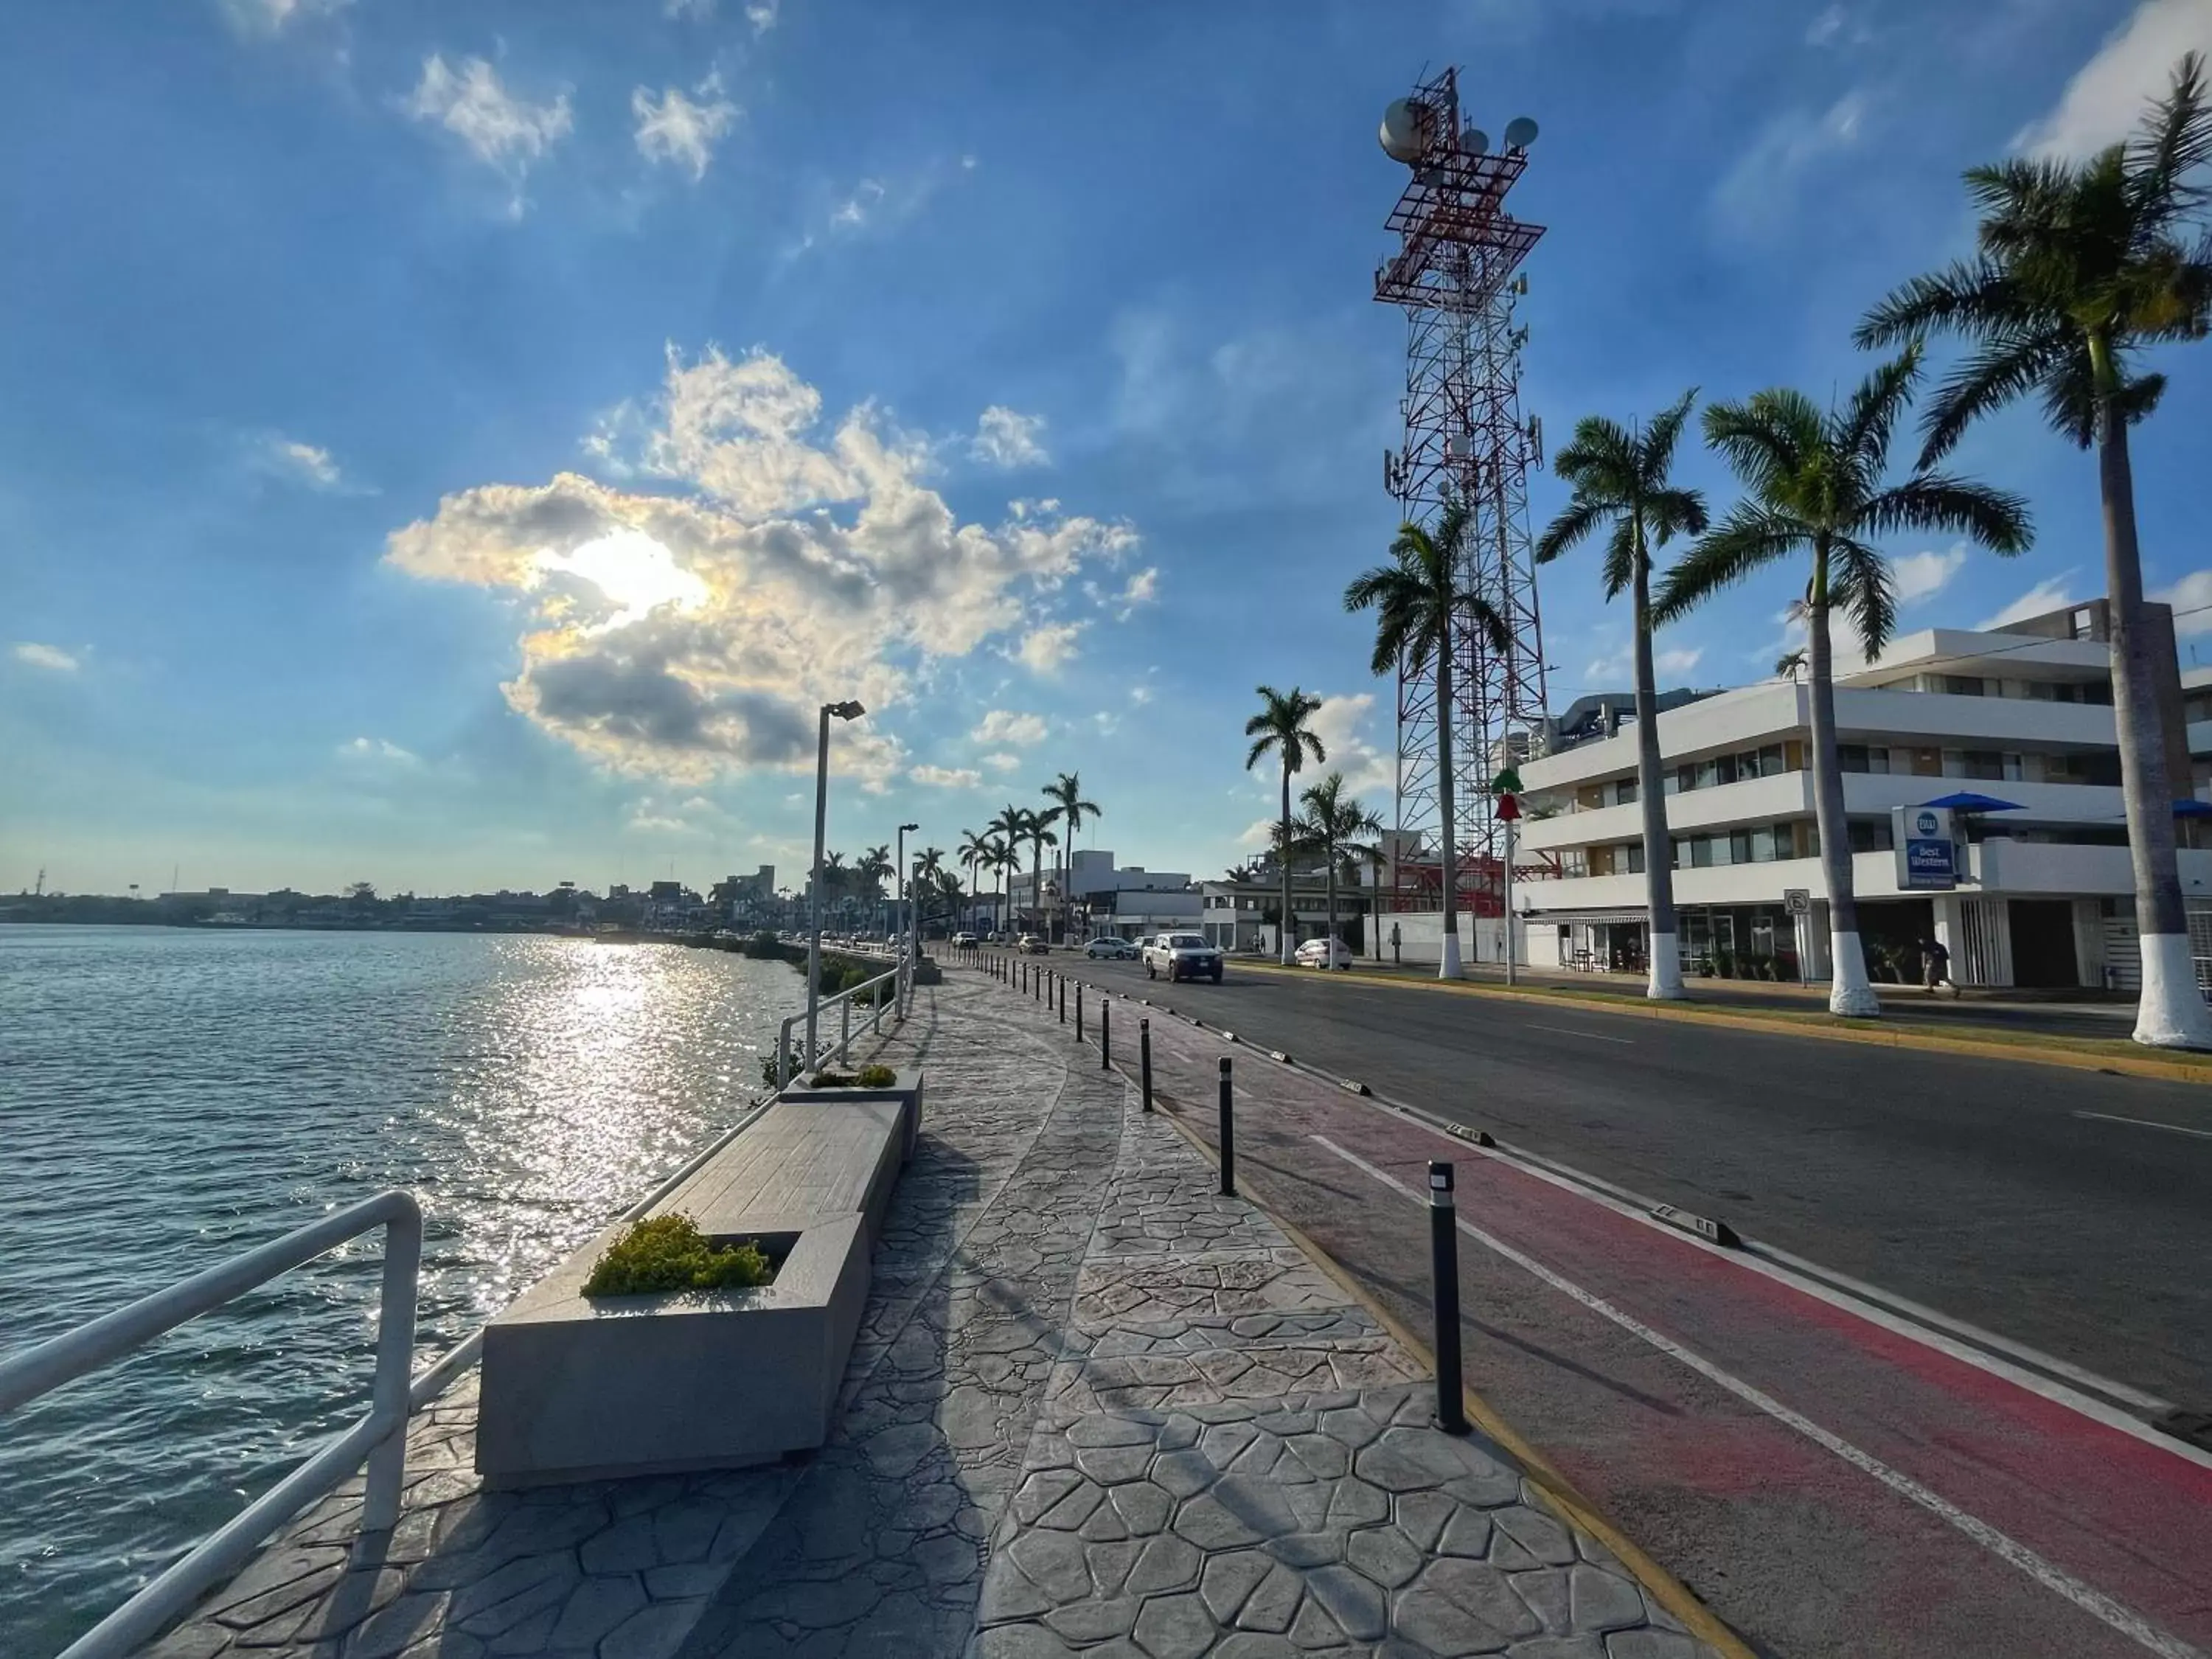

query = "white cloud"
[
  {"left": 1655, "top": 646, "right": 1705, "bottom": 677},
  {"left": 2154, "top": 569, "right": 2212, "bottom": 635},
  {"left": 1979, "top": 572, "right": 2079, "bottom": 631},
  {"left": 1711, "top": 91, "right": 1868, "bottom": 233},
  {"left": 633, "top": 76, "right": 740, "bottom": 181},
  {"left": 831, "top": 179, "right": 886, "bottom": 229},
  {"left": 745, "top": 0, "right": 779, "bottom": 29},
  {"left": 12, "top": 642, "right": 79, "bottom": 672},
  {"left": 386, "top": 348, "right": 1136, "bottom": 785},
  {"left": 1093, "top": 712, "right": 1119, "bottom": 734},
  {"left": 218, "top": 0, "right": 347, "bottom": 37},
  {"left": 1806, "top": 4, "right": 1846, "bottom": 45},
  {"left": 1584, "top": 641, "right": 1701, "bottom": 684},
  {"left": 1130, "top": 685, "right": 1154, "bottom": 706},
  {"left": 1893, "top": 543, "right": 1968, "bottom": 606},
  {"left": 1237, "top": 817, "right": 1279, "bottom": 850},
  {"left": 971, "top": 407, "right": 1049, "bottom": 469},
  {"left": 981, "top": 751, "right": 1020, "bottom": 772},
  {"left": 256, "top": 435, "right": 344, "bottom": 490},
  {"left": 1304, "top": 694, "right": 1395, "bottom": 799},
  {"left": 910, "top": 764, "right": 982, "bottom": 788},
  {"left": 1017, "top": 622, "right": 1085, "bottom": 675},
  {"left": 2017, "top": 0, "right": 2212, "bottom": 158},
  {"left": 1114, "top": 566, "right": 1158, "bottom": 622},
  {"left": 336, "top": 736, "right": 418, "bottom": 764},
  {"left": 973, "top": 709, "right": 1048, "bottom": 747},
  {"left": 404, "top": 55, "right": 573, "bottom": 205}
]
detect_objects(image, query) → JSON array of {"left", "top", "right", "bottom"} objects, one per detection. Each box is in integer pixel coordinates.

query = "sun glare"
[{"left": 540, "top": 530, "right": 709, "bottom": 623}]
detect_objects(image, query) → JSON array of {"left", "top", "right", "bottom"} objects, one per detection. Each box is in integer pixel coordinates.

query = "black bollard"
[
  {"left": 1034, "top": 964, "right": 1042, "bottom": 1003},
  {"left": 1140, "top": 1018, "right": 1153, "bottom": 1112},
  {"left": 1101, "top": 998, "right": 1112, "bottom": 1071},
  {"left": 1218, "top": 1056, "right": 1236, "bottom": 1196},
  {"left": 1076, "top": 983, "right": 1085, "bottom": 1041},
  {"left": 1429, "top": 1161, "right": 1470, "bottom": 1435},
  {"left": 1057, "top": 975, "right": 1065, "bottom": 1024}
]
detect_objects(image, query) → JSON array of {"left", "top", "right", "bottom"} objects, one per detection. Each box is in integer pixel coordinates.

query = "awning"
[{"left": 1518, "top": 908, "right": 1652, "bottom": 927}]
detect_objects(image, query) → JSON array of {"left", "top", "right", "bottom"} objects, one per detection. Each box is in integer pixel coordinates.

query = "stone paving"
[{"left": 146, "top": 969, "right": 1723, "bottom": 1659}]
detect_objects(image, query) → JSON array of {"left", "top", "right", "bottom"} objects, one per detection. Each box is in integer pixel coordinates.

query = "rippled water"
[{"left": 0, "top": 925, "right": 802, "bottom": 1655}]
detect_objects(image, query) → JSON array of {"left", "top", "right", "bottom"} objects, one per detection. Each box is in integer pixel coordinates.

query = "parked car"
[
  {"left": 1085, "top": 936, "right": 1138, "bottom": 959},
  {"left": 1018, "top": 933, "right": 1050, "bottom": 955},
  {"left": 1295, "top": 937, "right": 1355, "bottom": 970},
  {"left": 1144, "top": 932, "right": 1225, "bottom": 984},
  {"left": 951, "top": 931, "right": 978, "bottom": 947}
]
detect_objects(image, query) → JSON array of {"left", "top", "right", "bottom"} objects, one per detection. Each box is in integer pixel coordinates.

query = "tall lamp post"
[
  {"left": 894, "top": 820, "right": 919, "bottom": 1017},
  {"left": 806, "top": 700, "right": 867, "bottom": 1071}
]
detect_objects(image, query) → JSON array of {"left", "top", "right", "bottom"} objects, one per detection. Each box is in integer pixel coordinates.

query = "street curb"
[
  {"left": 1652, "top": 1204, "right": 1744, "bottom": 1250},
  {"left": 1230, "top": 956, "right": 2212, "bottom": 1086},
  {"left": 1140, "top": 1093, "right": 1756, "bottom": 1659}
]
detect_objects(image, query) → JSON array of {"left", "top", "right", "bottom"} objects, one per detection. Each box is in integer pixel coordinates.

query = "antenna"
[{"left": 1503, "top": 116, "right": 1540, "bottom": 150}]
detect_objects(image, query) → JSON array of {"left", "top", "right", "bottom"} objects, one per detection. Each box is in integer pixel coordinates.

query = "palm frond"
[
  {"left": 1638, "top": 388, "right": 1700, "bottom": 482},
  {"left": 1855, "top": 258, "right": 2020, "bottom": 349},
  {"left": 1654, "top": 505, "right": 1808, "bottom": 625},
  {"left": 1836, "top": 344, "right": 1922, "bottom": 481},
  {"left": 2127, "top": 50, "right": 2212, "bottom": 232},
  {"left": 1827, "top": 538, "right": 1899, "bottom": 659},
  {"left": 1533, "top": 496, "right": 1607, "bottom": 565},
  {"left": 1918, "top": 330, "right": 2073, "bottom": 465},
  {"left": 1601, "top": 517, "right": 1637, "bottom": 602},
  {"left": 1703, "top": 391, "right": 1821, "bottom": 501},
  {"left": 1854, "top": 476, "right": 2033, "bottom": 554},
  {"left": 1645, "top": 485, "right": 1708, "bottom": 546}
]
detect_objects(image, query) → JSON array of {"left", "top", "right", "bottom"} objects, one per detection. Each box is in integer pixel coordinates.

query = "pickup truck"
[{"left": 1143, "top": 931, "right": 1225, "bottom": 984}]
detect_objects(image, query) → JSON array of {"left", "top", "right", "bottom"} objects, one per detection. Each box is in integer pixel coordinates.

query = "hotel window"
[
  {"left": 1963, "top": 749, "right": 2006, "bottom": 781},
  {"left": 1944, "top": 675, "right": 1986, "bottom": 696},
  {"left": 1759, "top": 744, "right": 1787, "bottom": 776},
  {"left": 1614, "top": 776, "right": 1638, "bottom": 805},
  {"left": 1624, "top": 843, "right": 1644, "bottom": 874}
]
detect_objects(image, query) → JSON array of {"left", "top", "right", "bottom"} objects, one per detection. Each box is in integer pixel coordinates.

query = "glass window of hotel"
[
  {"left": 1945, "top": 675, "right": 1987, "bottom": 695},
  {"left": 1964, "top": 749, "right": 2006, "bottom": 780},
  {"left": 1759, "top": 744, "right": 1787, "bottom": 776},
  {"left": 1614, "top": 776, "right": 1638, "bottom": 805},
  {"left": 1624, "top": 842, "right": 1645, "bottom": 873}
]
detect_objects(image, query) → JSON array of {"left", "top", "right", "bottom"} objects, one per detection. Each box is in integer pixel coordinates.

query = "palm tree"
[
  {"left": 1535, "top": 391, "right": 1709, "bottom": 1000},
  {"left": 1655, "top": 349, "right": 2031, "bottom": 1016},
  {"left": 1243, "top": 685, "right": 1326, "bottom": 965},
  {"left": 858, "top": 844, "right": 893, "bottom": 933},
  {"left": 1043, "top": 772, "right": 1102, "bottom": 942},
  {"left": 1775, "top": 647, "right": 1807, "bottom": 681},
  {"left": 1344, "top": 498, "right": 1513, "bottom": 979},
  {"left": 989, "top": 836, "right": 1019, "bottom": 935},
  {"left": 957, "top": 830, "right": 993, "bottom": 932},
  {"left": 1010, "top": 807, "right": 1058, "bottom": 935},
  {"left": 1854, "top": 53, "right": 2212, "bottom": 1047},
  {"left": 987, "top": 806, "right": 1023, "bottom": 933},
  {"left": 1297, "top": 771, "right": 1385, "bottom": 964}
]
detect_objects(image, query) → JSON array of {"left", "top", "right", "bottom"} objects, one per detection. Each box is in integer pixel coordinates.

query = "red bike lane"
[{"left": 1112, "top": 997, "right": 2212, "bottom": 1659}]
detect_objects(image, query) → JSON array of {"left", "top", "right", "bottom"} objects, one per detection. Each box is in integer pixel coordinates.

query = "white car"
[
  {"left": 1144, "top": 932, "right": 1225, "bottom": 984},
  {"left": 1085, "top": 936, "right": 1138, "bottom": 959},
  {"left": 951, "top": 931, "right": 978, "bottom": 947},
  {"left": 1295, "top": 937, "right": 1355, "bottom": 970}
]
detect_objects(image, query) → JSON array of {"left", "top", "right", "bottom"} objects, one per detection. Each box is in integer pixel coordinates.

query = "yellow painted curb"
[
  {"left": 1235, "top": 957, "right": 2212, "bottom": 1087},
  {"left": 1143, "top": 1096, "right": 1756, "bottom": 1659}
]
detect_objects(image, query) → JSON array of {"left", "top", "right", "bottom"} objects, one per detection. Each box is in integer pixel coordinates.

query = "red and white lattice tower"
[{"left": 1374, "top": 67, "right": 1550, "bottom": 916}]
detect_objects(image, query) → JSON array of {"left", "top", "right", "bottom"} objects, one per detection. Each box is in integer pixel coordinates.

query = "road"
[
  {"left": 1070, "top": 951, "right": 2212, "bottom": 1404},
  {"left": 964, "top": 953, "right": 2212, "bottom": 1658}
]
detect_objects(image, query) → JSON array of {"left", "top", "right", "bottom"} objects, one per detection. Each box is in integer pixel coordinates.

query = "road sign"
[{"left": 1783, "top": 888, "right": 1811, "bottom": 917}]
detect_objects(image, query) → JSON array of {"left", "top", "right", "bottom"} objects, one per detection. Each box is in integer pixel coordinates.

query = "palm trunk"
[
  {"left": 1279, "top": 768, "right": 1295, "bottom": 965},
  {"left": 2096, "top": 375, "right": 2212, "bottom": 1045},
  {"left": 1632, "top": 551, "right": 1683, "bottom": 998},
  {"left": 1436, "top": 646, "right": 1462, "bottom": 978},
  {"left": 1326, "top": 845, "right": 1339, "bottom": 965},
  {"left": 1807, "top": 566, "right": 1876, "bottom": 1016}
]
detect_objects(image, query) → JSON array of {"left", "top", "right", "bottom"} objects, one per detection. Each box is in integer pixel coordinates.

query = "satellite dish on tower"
[
  {"left": 1461, "top": 125, "right": 1490, "bottom": 156},
  {"left": 1380, "top": 98, "right": 1433, "bottom": 164},
  {"left": 1503, "top": 116, "right": 1540, "bottom": 150}
]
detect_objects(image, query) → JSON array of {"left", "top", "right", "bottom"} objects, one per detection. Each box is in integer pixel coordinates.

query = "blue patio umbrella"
[
  {"left": 2173, "top": 799, "right": 2212, "bottom": 819},
  {"left": 1918, "top": 791, "right": 2025, "bottom": 813}
]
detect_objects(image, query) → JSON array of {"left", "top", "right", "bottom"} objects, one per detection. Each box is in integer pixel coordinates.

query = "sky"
[{"left": 5, "top": 0, "right": 2211, "bottom": 898}]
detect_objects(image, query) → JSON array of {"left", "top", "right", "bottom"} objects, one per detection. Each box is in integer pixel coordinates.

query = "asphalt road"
[{"left": 1062, "top": 952, "right": 2212, "bottom": 1407}]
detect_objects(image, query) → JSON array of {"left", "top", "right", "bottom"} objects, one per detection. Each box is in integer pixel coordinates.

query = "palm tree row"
[{"left": 1528, "top": 54, "right": 2210, "bottom": 1044}]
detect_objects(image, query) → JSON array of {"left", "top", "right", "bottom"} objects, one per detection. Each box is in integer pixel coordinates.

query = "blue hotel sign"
[{"left": 1892, "top": 805, "right": 1957, "bottom": 891}]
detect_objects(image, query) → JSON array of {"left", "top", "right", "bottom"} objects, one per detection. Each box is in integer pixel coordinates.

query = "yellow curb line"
[
  {"left": 1140, "top": 1093, "right": 1754, "bottom": 1659},
  {"left": 1235, "top": 958, "right": 2212, "bottom": 1087}
]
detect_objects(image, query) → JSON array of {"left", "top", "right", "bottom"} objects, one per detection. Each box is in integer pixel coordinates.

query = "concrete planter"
[
  {"left": 782, "top": 1066, "right": 925, "bottom": 1162},
  {"left": 476, "top": 1099, "right": 905, "bottom": 1487}
]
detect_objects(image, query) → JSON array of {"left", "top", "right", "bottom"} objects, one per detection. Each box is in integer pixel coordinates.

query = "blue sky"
[{"left": 6, "top": 0, "right": 2211, "bottom": 898}]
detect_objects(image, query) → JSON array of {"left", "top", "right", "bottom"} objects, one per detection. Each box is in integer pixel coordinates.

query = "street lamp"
[
  {"left": 806, "top": 699, "right": 867, "bottom": 1073},
  {"left": 894, "top": 821, "right": 919, "bottom": 1016}
]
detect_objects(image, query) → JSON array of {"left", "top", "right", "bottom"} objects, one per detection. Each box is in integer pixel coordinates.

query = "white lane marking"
[
  {"left": 1526, "top": 1023, "right": 1635, "bottom": 1045},
  {"left": 1311, "top": 1133, "right": 2204, "bottom": 1659},
  {"left": 2076, "top": 1110, "right": 2212, "bottom": 1141},
  {"left": 1360, "top": 1094, "right": 2202, "bottom": 1447}
]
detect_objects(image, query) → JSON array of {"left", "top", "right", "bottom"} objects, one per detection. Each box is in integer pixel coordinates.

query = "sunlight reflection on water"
[{"left": 0, "top": 925, "right": 801, "bottom": 1654}]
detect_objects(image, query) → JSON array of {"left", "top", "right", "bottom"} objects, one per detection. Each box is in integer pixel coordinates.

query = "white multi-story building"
[{"left": 1513, "top": 598, "right": 2211, "bottom": 991}]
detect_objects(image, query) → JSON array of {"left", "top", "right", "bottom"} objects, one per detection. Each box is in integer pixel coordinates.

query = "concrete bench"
[{"left": 475, "top": 1099, "right": 906, "bottom": 1486}]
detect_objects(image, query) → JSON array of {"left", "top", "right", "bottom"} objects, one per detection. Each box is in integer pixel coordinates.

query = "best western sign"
[{"left": 1891, "top": 805, "right": 1957, "bottom": 891}]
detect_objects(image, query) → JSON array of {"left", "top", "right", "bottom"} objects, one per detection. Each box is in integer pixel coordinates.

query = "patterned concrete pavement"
[{"left": 147, "top": 968, "right": 1720, "bottom": 1659}]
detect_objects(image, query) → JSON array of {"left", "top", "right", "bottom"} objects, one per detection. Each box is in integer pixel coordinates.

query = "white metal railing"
[
  {"left": 0, "top": 1191, "right": 422, "bottom": 1659},
  {"left": 777, "top": 955, "right": 905, "bottom": 1085}
]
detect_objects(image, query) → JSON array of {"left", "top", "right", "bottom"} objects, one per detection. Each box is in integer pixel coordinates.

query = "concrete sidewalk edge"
[
  {"left": 1138, "top": 1083, "right": 1762, "bottom": 1659},
  {"left": 1230, "top": 956, "right": 2212, "bottom": 1088}
]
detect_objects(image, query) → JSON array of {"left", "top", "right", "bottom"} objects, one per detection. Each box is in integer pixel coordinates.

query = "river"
[{"left": 0, "top": 925, "right": 801, "bottom": 1655}]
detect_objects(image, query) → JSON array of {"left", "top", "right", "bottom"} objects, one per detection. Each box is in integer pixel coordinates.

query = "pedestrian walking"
[
  {"left": 1919, "top": 935, "right": 1957, "bottom": 996},
  {"left": 1390, "top": 921, "right": 1402, "bottom": 967}
]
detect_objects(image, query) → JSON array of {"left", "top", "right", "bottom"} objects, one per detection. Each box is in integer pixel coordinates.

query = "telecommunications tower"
[{"left": 1374, "top": 67, "right": 1550, "bottom": 912}]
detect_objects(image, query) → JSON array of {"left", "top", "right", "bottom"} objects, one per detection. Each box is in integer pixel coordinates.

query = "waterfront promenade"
[{"left": 149, "top": 971, "right": 1717, "bottom": 1659}]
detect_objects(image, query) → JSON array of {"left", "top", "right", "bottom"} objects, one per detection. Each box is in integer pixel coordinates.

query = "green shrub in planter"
[
  {"left": 582, "top": 1214, "right": 772, "bottom": 1296},
  {"left": 856, "top": 1064, "right": 896, "bottom": 1088}
]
